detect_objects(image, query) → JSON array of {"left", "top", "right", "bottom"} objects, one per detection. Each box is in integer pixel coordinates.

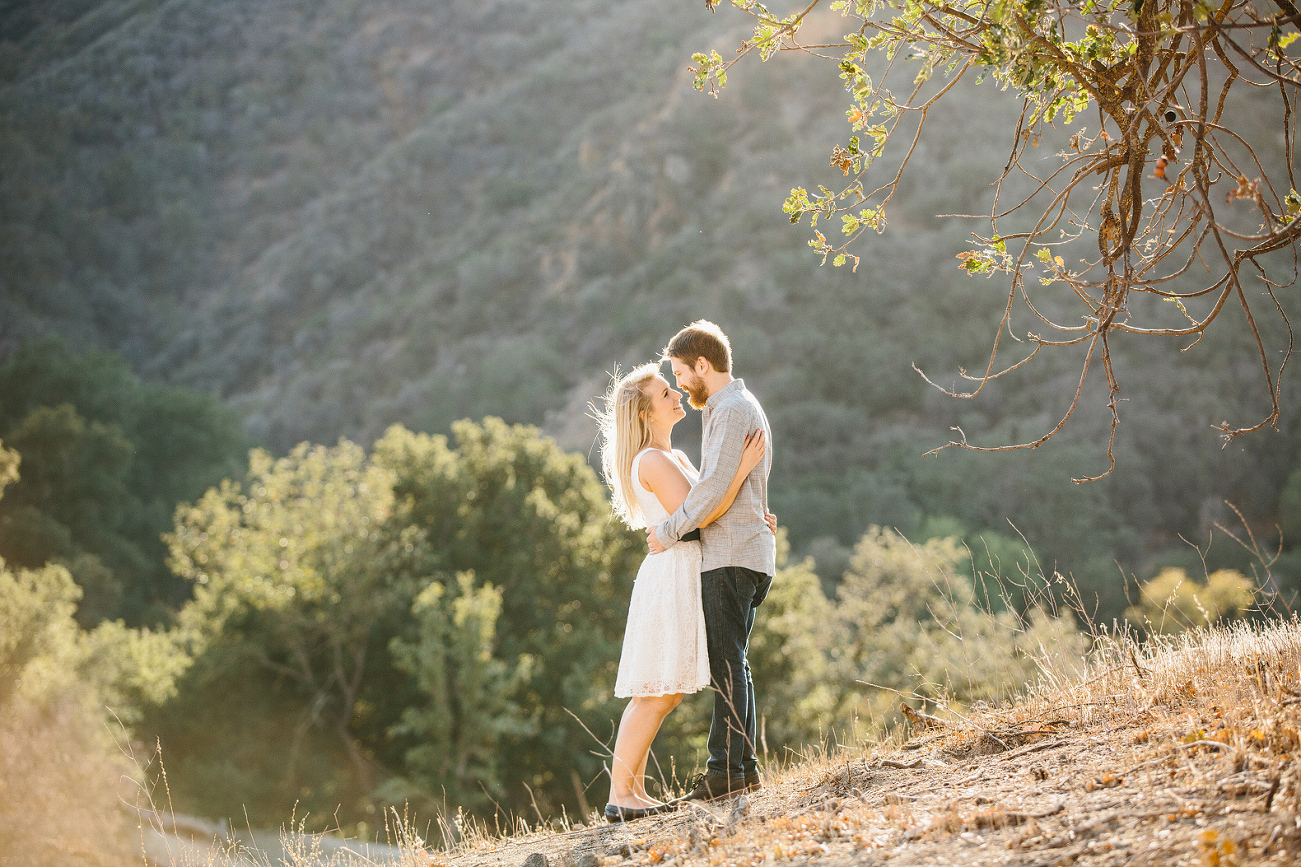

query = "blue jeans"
[{"left": 701, "top": 566, "right": 772, "bottom": 779}]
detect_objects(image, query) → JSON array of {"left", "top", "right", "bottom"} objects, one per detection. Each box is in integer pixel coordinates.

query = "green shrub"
[{"left": 1125, "top": 567, "right": 1255, "bottom": 635}]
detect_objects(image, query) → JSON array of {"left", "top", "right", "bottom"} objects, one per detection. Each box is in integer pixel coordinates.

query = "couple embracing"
[{"left": 595, "top": 320, "right": 776, "bottom": 823}]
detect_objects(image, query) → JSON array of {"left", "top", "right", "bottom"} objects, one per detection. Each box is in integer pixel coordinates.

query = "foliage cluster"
[
  {"left": 1124, "top": 565, "right": 1256, "bottom": 634},
  {"left": 147, "top": 419, "right": 642, "bottom": 833},
  {"left": 750, "top": 526, "right": 1086, "bottom": 750},
  {"left": 0, "top": 440, "right": 187, "bottom": 866},
  {"left": 696, "top": 0, "right": 1301, "bottom": 474},
  {"left": 0, "top": 339, "right": 246, "bottom": 625}
]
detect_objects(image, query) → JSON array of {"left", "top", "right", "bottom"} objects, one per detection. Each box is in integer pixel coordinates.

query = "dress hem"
[{"left": 614, "top": 683, "right": 710, "bottom": 699}]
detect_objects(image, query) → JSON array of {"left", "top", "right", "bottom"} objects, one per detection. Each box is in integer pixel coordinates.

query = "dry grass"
[
  {"left": 425, "top": 618, "right": 1301, "bottom": 867},
  {"left": 0, "top": 699, "right": 139, "bottom": 867}
]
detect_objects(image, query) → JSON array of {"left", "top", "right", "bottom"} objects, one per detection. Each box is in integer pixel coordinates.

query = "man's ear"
[{"left": 694, "top": 356, "right": 713, "bottom": 376}]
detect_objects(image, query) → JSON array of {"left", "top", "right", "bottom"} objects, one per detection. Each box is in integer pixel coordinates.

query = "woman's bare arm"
[{"left": 638, "top": 449, "right": 694, "bottom": 516}]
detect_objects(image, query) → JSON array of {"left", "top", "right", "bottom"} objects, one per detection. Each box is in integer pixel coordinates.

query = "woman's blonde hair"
[{"left": 595, "top": 362, "right": 661, "bottom": 529}]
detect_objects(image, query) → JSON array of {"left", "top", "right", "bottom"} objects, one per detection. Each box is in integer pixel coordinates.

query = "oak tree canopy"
[{"left": 692, "top": 0, "right": 1301, "bottom": 479}]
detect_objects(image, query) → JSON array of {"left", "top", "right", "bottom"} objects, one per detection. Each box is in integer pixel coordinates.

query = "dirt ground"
[{"left": 433, "top": 627, "right": 1301, "bottom": 867}]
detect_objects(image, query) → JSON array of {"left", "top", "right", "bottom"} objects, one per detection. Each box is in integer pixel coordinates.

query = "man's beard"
[{"left": 683, "top": 376, "right": 709, "bottom": 409}]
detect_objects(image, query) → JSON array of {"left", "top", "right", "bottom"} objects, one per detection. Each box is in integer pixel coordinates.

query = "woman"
[{"left": 595, "top": 362, "right": 773, "bottom": 823}]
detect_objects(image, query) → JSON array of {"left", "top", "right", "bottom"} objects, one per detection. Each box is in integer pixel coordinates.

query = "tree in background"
[
  {"left": 0, "top": 439, "right": 188, "bottom": 867},
  {"left": 916, "top": 514, "right": 1042, "bottom": 612},
  {"left": 692, "top": 0, "right": 1300, "bottom": 476},
  {"left": 153, "top": 419, "right": 641, "bottom": 832},
  {"left": 746, "top": 532, "right": 841, "bottom": 752},
  {"left": 0, "top": 403, "right": 138, "bottom": 622},
  {"left": 168, "top": 439, "right": 421, "bottom": 796},
  {"left": 385, "top": 571, "right": 536, "bottom": 816},
  {"left": 372, "top": 419, "right": 643, "bottom": 820},
  {"left": 1124, "top": 565, "right": 1255, "bottom": 633},
  {"left": 823, "top": 527, "right": 1086, "bottom": 724},
  {"left": 0, "top": 338, "right": 246, "bottom": 624},
  {"left": 738, "top": 523, "right": 1088, "bottom": 760}
]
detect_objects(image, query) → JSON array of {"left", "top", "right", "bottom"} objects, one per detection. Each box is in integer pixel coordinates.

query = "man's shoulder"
[
  {"left": 714, "top": 381, "right": 764, "bottom": 416},
  {"left": 708, "top": 396, "right": 751, "bottom": 424}
]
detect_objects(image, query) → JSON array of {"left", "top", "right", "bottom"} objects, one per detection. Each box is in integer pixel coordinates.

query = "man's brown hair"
[{"left": 663, "top": 319, "right": 732, "bottom": 373}]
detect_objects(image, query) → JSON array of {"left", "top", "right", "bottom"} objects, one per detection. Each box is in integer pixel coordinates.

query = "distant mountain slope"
[
  {"left": 5, "top": 0, "right": 1301, "bottom": 616},
  {"left": 0, "top": 0, "right": 996, "bottom": 447}
]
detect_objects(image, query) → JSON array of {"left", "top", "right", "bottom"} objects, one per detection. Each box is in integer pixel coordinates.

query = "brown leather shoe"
[{"left": 679, "top": 772, "right": 757, "bottom": 802}]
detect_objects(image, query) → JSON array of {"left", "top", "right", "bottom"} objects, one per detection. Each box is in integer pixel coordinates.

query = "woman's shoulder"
[
  {"left": 636, "top": 448, "right": 686, "bottom": 486},
  {"left": 636, "top": 447, "right": 675, "bottom": 471},
  {"left": 631, "top": 446, "right": 662, "bottom": 467}
]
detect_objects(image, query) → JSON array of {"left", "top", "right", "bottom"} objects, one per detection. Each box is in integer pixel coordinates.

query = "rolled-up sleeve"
[{"left": 653, "top": 404, "right": 748, "bottom": 548}]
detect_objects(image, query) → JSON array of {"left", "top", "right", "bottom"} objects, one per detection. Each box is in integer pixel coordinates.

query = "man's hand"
[{"left": 647, "top": 529, "right": 666, "bottom": 554}]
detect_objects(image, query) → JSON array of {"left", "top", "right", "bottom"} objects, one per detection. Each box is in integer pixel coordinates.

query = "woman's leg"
[
  {"left": 631, "top": 694, "right": 681, "bottom": 797},
  {"left": 609, "top": 693, "right": 682, "bottom": 807}
]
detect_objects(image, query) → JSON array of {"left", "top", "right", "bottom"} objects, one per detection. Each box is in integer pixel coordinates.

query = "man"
[{"left": 648, "top": 319, "right": 775, "bottom": 801}]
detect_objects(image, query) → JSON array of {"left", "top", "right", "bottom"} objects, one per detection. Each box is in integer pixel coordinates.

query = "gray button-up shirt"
[{"left": 653, "top": 378, "right": 776, "bottom": 576}]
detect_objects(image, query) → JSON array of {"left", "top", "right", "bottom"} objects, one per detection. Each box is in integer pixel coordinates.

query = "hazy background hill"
[
  {"left": 6, "top": 0, "right": 1301, "bottom": 841},
  {"left": 4, "top": 0, "right": 1301, "bottom": 613}
]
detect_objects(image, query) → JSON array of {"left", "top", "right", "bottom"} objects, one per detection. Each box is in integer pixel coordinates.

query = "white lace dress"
[{"left": 613, "top": 449, "right": 710, "bottom": 698}]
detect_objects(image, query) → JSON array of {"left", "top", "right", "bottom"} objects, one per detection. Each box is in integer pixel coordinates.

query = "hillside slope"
[
  {"left": 7, "top": 0, "right": 859, "bottom": 447},
  {"left": 436, "top": 622, "right": 1301, "bottom": 867},
  {"left": 123, "top": 621, "right": 1301, "bottom": 866}
]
